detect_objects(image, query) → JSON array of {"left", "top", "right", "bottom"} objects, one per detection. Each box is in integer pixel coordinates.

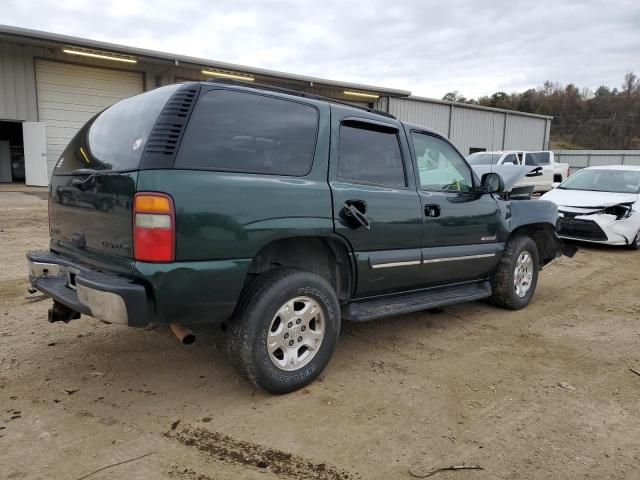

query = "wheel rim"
[
  {"left": 514, "top": 251, "right": 534, "bottom": 298},
  {"left": 267, "top": 296, "right": 325, "bottom": 371}
]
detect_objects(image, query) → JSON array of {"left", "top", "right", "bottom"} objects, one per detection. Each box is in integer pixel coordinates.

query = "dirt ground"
[{"left": 1, "top": 187, "right": 639, "bottom": 480}]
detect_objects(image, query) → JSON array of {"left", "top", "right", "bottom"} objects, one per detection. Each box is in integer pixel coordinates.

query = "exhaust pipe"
[{"left": 170, "top": 323, "right": 195, "bottom": 345}]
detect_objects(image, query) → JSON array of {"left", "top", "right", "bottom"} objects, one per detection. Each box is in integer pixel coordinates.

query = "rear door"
[
  {"left": 407, "top": 129, "right": 502, "bottom": 286},
  {"left": 525, "top": 151, "right": 554, "bottom": 188},
  {"left": 328, "top": 108, "right": 422, "bottom": 297}
]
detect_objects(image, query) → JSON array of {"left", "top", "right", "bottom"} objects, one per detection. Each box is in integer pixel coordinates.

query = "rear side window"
[
  {"left": 54, "top": 84, "right": 181, "bottom": 174},
  {"left": 526, "top": 152, "right": 551, "bottom": 165},
  {"left": 337, "top": 123, "right": 406, "bottom": 188},
  {"left": 503, "top": 153, "right": 518, "bottom": 165},
  {"left": 175, "top": 90, "right": 319, "bottom": 176}
]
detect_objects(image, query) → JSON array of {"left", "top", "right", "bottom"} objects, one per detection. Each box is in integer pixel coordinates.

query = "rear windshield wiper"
[
  {"left": 69, "top": 168, "right": 124, "bottom": 176},
  {"left": 69, "top": 169, "right": 126, "bottom": 187}
]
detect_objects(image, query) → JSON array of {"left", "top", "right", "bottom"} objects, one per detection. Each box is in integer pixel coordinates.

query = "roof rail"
[{"left": 203, "top": 78, "right": 396, "bottom": 119}]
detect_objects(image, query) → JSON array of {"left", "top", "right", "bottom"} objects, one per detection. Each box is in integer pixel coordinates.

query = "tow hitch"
[{"left": 48, "top": 300, "right": 81, "bottom": 323}]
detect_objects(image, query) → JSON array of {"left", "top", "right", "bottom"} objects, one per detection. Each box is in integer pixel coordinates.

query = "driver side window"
[{"left": 411, "top": 132, "right": 474, "bottom": 192}]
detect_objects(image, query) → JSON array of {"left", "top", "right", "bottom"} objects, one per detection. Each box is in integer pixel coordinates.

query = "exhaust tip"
[
  {"left": 181, "top": 332, "right": 196, "bottom": 345},
  {"left": 170, "top": 323, "right": 196, "bottom": 346}
]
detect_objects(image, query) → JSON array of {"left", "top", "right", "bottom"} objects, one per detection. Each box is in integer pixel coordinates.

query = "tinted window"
[
  {"left": 176, "top": 90, "right": 318, "bottom": 176},
  {"left": 337, "top": 123, "right": 405, "bottom": 187},
  {"left": 54, "top": 84, "right": 180, "bottom": 174},
  {"left": 411, "top": 132, "right": 474, "bottom": 192},
  {"left": 526, "top": 152, "right": 551, "bottom": 165}
]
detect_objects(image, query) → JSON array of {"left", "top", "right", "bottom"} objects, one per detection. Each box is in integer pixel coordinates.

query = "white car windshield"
[
  {"left": 466, "top": 153, "right": 502, "bottom": 165},
  {"left": 559, "top": 169, "right": 640, "bottom": 194}
]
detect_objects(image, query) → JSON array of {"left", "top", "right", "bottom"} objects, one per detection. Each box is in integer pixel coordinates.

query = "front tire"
[
  {"left": 627, "top": 230, "right": 640, "bottom": 250},
  {"left": 490, "top": 235, "right": 539, "bottom": 310},
  {"left": 227, "top": 268, "right": 340, "bottom": 394}
]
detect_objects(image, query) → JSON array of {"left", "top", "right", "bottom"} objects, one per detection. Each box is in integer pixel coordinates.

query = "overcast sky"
[{"left": 2, "top": 0, "right": 639, "bottom": 98}]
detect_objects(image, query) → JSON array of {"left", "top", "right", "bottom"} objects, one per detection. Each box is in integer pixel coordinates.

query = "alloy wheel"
[
  {"left": 514, "top": 250, "right": 534, "bottom": 298},
  {"left": 266, "top": 296, "right": 325, "bottom": 371}
]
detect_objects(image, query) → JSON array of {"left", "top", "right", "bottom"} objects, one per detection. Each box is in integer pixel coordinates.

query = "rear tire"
[
  {"left": 490, "top": 235, "right": 539, "bottom": 310},
  {"left": 227, "top": 268, "right": 340, "bottom": 394}
]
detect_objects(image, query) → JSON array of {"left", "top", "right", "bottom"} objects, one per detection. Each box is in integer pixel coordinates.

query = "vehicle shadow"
[{"left": 64, "top": 293, "right": 504, "bottom": 405}]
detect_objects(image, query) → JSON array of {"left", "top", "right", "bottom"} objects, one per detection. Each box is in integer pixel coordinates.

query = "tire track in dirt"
[{"left": 166, "top": 425, "right": 359, "bottom": 480}]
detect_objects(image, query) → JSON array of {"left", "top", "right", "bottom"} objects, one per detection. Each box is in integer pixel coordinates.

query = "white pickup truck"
[{"left": 466, "top": 150, "right": 570, "bottom": 193}]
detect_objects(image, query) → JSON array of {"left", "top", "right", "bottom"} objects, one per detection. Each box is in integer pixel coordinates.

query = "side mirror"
[{"left": 480, "top": 172, "right": 504, "bottom": 194}]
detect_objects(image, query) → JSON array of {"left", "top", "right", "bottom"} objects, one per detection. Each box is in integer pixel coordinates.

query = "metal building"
[
  {"left": 380, "top": 97, "right": 551, "bottom": 155},
  {"left": 0, "top": 24, "right": 551, "bottom": 185}
]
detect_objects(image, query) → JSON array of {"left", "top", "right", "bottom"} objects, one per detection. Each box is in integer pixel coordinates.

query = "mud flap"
[{"left": 561, "top": 243, "right": 578, "bottom": 258}]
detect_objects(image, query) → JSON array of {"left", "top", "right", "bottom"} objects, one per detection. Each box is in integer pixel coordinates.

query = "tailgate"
[{"left": 49, "top": 171, "right": 137, "bottom": 275}]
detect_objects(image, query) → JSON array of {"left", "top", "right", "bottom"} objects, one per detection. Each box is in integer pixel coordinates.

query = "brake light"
[{"left": 133, "top": 193, "right": 175, "bottom": 262}]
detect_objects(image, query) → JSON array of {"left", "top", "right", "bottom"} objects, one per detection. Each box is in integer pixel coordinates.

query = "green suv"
[{"left": 27, "top": 81, "right": 562, "bottom": 393}]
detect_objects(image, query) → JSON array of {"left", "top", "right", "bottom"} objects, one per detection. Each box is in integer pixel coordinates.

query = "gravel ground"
[{"left": 1, "top": 188, "right": 639, "bottom": 480}]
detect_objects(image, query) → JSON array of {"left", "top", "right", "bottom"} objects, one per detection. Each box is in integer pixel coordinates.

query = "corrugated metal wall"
[
  {"left": 387, "top": 97, "right": 450, "bottom": 134},
  {"left": 0, "top": 40, "right": 164, "bottom": 124},
  {"left": 555, "top": 150, "right": 640, "bottom": 172},
  {"left": 450, "top": 107, "right": 504, "bottom": 155},
  {"left": 387, "top": 97, "right": 549, "bottom": 155},
  {"left": 503, "top": 114, "right": 547, "bottom": 151},
  {"left": 177, "top": 68, "right": 370, "bottom": 106},
  {"left": 0, "top": 42, "right": 38, "bottom": 121}
]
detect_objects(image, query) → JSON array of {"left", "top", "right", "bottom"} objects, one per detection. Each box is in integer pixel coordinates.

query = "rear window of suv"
[
  {"left": 175, "top": 89, "right": 319, "bottom": 176},
  {"left": 54, "top": 84, "right": 181, "bottom": 174}
]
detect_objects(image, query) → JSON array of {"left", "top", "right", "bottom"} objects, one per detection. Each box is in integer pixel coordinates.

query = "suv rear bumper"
[{"left": 27, "top": 250, "right": 150, "bottom": 327}]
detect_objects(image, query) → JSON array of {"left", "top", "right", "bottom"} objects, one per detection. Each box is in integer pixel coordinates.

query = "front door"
[
  {"left": 407, "top": 129, "right": 502, "bottom": 286},
  {"left": 329, "top": 110, "right": 422, "bottom": 297}
]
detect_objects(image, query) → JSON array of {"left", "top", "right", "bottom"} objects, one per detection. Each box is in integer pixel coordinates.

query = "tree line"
[{"left": 443, "top": 72, "right": 640, "bottom": 150}]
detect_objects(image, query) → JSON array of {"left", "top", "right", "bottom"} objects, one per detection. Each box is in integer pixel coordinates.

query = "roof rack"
[{"left": 203, "top": 78, "right": 396, "bottom": 119}]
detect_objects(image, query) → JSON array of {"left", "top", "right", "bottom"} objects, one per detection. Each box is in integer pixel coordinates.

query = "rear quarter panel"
[{"left": 135, "top": 169, "right": 334, "bottom": 261}]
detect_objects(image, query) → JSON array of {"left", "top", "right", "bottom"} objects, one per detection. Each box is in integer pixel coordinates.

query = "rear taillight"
[{"left": 133, "top": 193, "right": 175, "bottom": 262}]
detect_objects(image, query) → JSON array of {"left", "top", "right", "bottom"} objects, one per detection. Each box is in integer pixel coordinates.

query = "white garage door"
[{"left": 35, "top": 60, "right": 144, "bottom": 176}]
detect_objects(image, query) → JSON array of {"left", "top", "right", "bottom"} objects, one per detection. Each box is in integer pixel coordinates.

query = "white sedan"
[{"left": 541, "top": 165, "right": 640, "bottom": 249}]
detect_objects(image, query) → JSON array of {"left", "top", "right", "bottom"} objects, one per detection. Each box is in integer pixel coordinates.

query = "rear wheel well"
[
  {"left": 511, "top": 223, "right": 559, "bottom": 266},
  {"left": 245, "top": 237, "right": 353, "bottom": 302}
]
